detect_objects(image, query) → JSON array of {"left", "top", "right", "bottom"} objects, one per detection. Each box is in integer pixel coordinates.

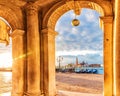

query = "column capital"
[
  {"left": 24, "top": 2, "right": 39, "bottom": 16},
  {"left": 42, "top": 28, "right": 58, "bottom": 36},
  {"left": 11, "top": 29, "right": 25, "bottom": 38},
  {"left": 100, "top": 16, "right": 113, "bottom": 23},
  {"left": 99, "top": 16, "right": 113, "bottom": 30}
]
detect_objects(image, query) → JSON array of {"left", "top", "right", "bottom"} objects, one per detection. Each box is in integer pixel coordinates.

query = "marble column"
[
  {"left": 11, "top": 29, "right": 25, "bottom": 96},
  {"left": 41, "top": 28, "right": 58, "bottom": 96},
  {"left": 114, "top": 0, "right": 120, "bottom": 95},
  {"left": 25, "top": 3, "right": 41, "bottom": 96},
  {"left": 100, "top": 16, "right": 113, "bottom": 96}
]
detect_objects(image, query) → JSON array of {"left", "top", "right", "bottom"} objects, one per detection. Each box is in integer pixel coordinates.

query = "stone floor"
[
  {"left": 57, "top": 90, "right": 103, "bottom": 96},
  {"left": 0, "top": 90, "right": 103, "bottom": 96}
]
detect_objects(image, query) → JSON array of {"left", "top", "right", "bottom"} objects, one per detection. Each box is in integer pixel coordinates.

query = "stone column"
[
  {"left": 100, "top": 16, "right": 113, "bottom": 96},
  {"left": 11, "top": 29, "right": 25, "bottom": 96},
  {"left": 114, "top": 0, "right": 120, "bottom": 95},
  {"left": 40, "top": 34, "right": 44, "bottom": 95},
  {"left": 41, "top": 28, "right": 58, "bottom": 96},
  {"left": 25, "top": 3, "right": 40, "bottom": 96}
]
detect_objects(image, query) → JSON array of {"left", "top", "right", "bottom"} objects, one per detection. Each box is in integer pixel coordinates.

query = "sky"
[
  {"left": 0, "top": 40, "right": 12, "bottom": 67},
  {"left": 0, "top": 8, "right": 103, "bottom": 67},
  {"left": 0, "top": 17, "right": 12, "bottom": 68},
  {"left": 55, "top": 8, "right": 103, "bottom": 66}
]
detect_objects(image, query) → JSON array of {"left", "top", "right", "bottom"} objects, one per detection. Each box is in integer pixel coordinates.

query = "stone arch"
[
  {"left": 0, "top": 5, "right": 23, "bottom": 30},
  {"left": 0, "top": 5, "right": 26, "bottom": 96},
  {"left": 41, "top": 0, "right": 114, "bottom": 96},
  {"left": 43, "top": 0, "right": 113, "bottom": 29}
]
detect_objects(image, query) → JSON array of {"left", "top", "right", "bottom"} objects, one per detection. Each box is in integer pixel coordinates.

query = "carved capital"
[
  {"left": 99, "top": 16, "right": 113, "bottom": 30},
  {"left": 25, "top": 2, "right": 38, "bottom": 16},
  {"left": 100, "top": 16, "right": 113, "bottom": 23},
  {"left": 42, "top": 28, "right": 58, "bottom": 36},
  {"left": 11, "top": 29, "right": 25, "bottom": 38}
]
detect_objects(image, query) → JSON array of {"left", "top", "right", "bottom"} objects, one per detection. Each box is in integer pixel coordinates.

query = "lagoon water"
[
  {"left": 0, "top": 72, "right": 12, "bottom": 96},
  {"left": 96, "top": 68, "right": 104, "bottom": 74},
  {"left": 75, "top": 67, "right": 104, "bottom": 74}
]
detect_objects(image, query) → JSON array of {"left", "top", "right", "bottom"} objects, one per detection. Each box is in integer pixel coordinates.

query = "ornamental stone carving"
[
  {"left": 43, "top": 0, "right": 113, "bottom": 29},
  {"left": 100, "top": 16, "right": 113, "bottom": 23},
  {"left": 25, "top": 2, "right": 38, "bottom": 16},
  {"left": 42, "top": 28, "right": 58, "bottom": 36}
]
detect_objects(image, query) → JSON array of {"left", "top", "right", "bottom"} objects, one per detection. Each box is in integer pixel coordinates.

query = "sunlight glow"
[
  {"left": 3, "top": 72, "right": 12, "bottom": 83},
  {"left": 13, "top": 52, "right": 32, "bottom": 61},
  {"left": 0, "top": 52, "right": 12, "bottom": 68},
  {"left": 0, "top": 51, "right": 33, "bottom": 68},
  {"left": 1, "top": 92, "right": 11, "bottom": 96}
]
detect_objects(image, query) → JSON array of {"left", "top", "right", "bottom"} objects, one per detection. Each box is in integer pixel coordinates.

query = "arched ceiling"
[
  {"left": 0, "top": 0, "right": 26, "bottom": 30},
  {"left": 0, "top": 0, "right": 114, "bottom": 30},
  {"left": 0, "top": 0, "right": 26, "bottom": 7},
  {"left": 0, "top": 6, "right": 23, "bottom": 30}
]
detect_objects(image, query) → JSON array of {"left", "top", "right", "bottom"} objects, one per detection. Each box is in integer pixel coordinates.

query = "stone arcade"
[{"left": 0, "top": 0, "right": 119, "bottom": 96}]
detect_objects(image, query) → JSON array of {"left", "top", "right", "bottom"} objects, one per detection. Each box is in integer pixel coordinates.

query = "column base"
[
  {"left": 11, "top": 92, "right": 24, "bottom": 96},
  {"left": 44, "top": 90, "right": 56, "bottom": 96},
  {"left": 12, "top": 93, "right": 44, "bottom": 96},
  {"left": 24, "top": 91, "right": 42, "bottom": 96}
]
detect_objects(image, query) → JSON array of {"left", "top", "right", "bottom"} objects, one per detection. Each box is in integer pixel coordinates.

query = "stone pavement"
[
  {"left": 57, "top": 90, "right": 103, "bottom": 96},
  {"left": 0, "top": 90, "right": 103, "bottom": 96}
]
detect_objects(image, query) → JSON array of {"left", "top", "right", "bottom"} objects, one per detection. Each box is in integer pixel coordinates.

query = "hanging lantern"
[
  {"left": 71, "top": 18, "right": 80, "bottom": 26},
  {"left": 71, "top": 0, "right": 80, "bottom": 26}
]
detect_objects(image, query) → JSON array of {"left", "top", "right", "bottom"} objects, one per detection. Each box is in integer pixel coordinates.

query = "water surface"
[{"left": 0, "top": 72, "right": 12, "bottom": 95}]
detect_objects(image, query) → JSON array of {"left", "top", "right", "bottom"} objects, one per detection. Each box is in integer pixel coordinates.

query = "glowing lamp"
[{"left": 71, "top": 18, "right": 80, "bottom": 26}]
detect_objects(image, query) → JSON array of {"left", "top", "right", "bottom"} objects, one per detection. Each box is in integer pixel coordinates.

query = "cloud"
[
  {"left": 55, "top": 52, "right": 103, "bottom": 66},
  {"left": 84, "top": 11, "right": 97, "bottom": 22},
  {"left": 56, "top": 50, "right": 102, "bottom": 56},
  {"left": 0, "top": 44, "right": 12, "bottom": 54},
  {"left": 55, "top": 8, "right": 103, "bottom": 65},
  {"left": 55, "top": 27, "right": 103, "bottom": 51},
  {"left": 55, "top": 8, "right": 103, "bottom": 53},
  {"left": 0, "top": 52, "right": 12, "bottom": 67},
  {"left": 80, "top": 8, "right": 100, "bottom": 23},
  {"left": 0, "top": 39, "right": 12, "bottom": 54},
  {"left": 0, "top": 39, "right": 12, "bottom": 67}
]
